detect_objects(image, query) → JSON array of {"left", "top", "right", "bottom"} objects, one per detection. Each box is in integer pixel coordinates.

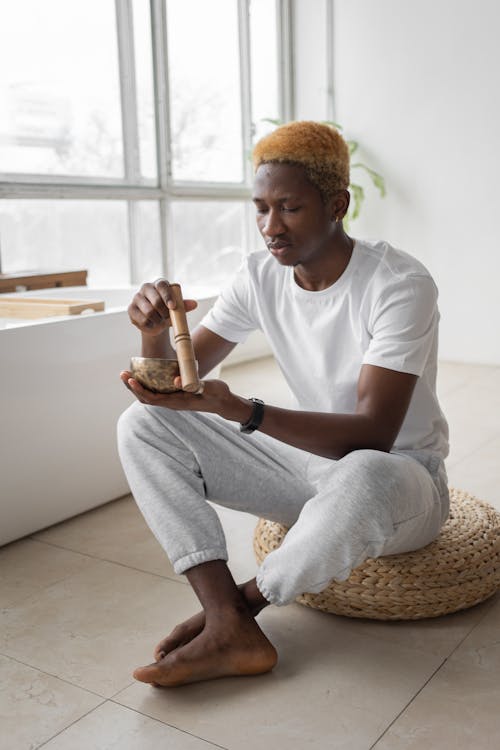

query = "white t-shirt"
[{"left": 201, "top": 239, "right": 449, "bottom": 459}]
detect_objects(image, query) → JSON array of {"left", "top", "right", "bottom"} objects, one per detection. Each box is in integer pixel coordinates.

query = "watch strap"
[{"left": 239, "top": 398, "right": 265, "bottom": 434}]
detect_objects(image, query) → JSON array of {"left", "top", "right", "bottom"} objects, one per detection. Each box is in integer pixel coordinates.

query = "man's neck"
[{"left": 293, "top": 233, "right": 355, "bottom": 292}]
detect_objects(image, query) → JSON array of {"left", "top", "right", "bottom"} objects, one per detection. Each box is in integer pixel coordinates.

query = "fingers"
[
  {"left": 128, "top": 279, "right": 198, "bottom": 333},
  {"left": 172, "top": 375, "right": 204, "bottom": 394},
  {"left": 153, "top": 279, "right": 176, "bottom": 310},
  {"left": 153, "top": 279, "right": 198, "bottom": 314},
  {"left": 129, "top": 281, "right": 171, "bottom": 330},
  {"left": 120, "top": 370, "right": 206, "bottom": 407},
  {"left": 120, "top": 371, "right": 147, "bottom": 403}
]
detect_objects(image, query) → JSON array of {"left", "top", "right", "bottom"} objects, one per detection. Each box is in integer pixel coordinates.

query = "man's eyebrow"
[{"left": 252, "top": 194, "right": 297, "bottom": 202}]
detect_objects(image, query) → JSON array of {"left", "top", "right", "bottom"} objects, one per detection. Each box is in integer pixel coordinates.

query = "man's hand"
[
  {"left": 128, "top": 279, "right": 198, "bottom": 337},
  {"left": 120, "top": 370, "right": 253, "bottom": 423}
]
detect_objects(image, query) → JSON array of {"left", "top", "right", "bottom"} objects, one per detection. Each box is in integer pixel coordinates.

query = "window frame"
[{"left": 0, "top": 0, "right": 296, "bottom": 283}]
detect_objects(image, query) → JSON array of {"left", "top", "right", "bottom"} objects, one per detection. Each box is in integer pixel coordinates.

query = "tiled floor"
[{"left": 1, "top": 358, "right": 499, "bottom": 749}]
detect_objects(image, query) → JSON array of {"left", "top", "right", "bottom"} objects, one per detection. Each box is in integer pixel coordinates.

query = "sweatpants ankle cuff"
[
  {"left": 256, "top": 572, "right": 290, "bottom": 607},
  {"left": 173, "top": 548, "right": 228, "bottom": 575}
]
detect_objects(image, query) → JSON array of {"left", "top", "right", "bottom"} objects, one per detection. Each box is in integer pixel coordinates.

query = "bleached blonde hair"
[{"left": 252, "top": 120, "right": 350, "bottom": 202}]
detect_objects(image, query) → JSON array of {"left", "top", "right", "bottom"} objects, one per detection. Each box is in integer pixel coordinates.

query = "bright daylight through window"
[{"left": 0, "top": 0, "right": 286, "bottom": 289}]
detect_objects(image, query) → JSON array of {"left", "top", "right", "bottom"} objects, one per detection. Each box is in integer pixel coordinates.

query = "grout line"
[
  {"left": 109, "top": 681, "right": 136, "bottom": 699},
  {"left": 368, "top": 595, "right": 500, "bottom": 749},
  {"left": 368, "top": 656, "right": 447, "bottom": 749},
  {"left": 34, "top": 699, "right": 108, "bottom": 749},
  {"left": 441, "top": 593, "right": 500, "bottom": 660},
  {"left": 108, "top": 698, "right": 230, "bottom": 749},
  {"left": 27, "top": 536, "right": 190, "bottom": 588},
  {"left": 0, "top": 650, "right": 106, "bottom": 700}
]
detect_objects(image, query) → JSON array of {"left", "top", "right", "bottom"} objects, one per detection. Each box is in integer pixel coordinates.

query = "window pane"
[
  {"left": 250, "top": 0, "right": 280, "bottom": 142},
  {"left": 0, "top": 1, "right": 123, "bottom": 178},
  {"left": 132, "top": 0, "right": 157, "bottom": 180},
  {"left": 133, "top": 201, "right": 163, "bottom": 283},
  {"left": 0, "top": 201, "right": 130, "bottom": 286},
  {"left": 170, "top": 201, "right": 246, "bottom": 290},
  {"left": 166, "top": 0, "right": 243, "bottom": 183}
]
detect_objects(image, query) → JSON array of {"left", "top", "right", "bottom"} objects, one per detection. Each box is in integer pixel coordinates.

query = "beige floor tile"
[
  {"left": 436, "top": 362, "right": 500, "bottom": 399},
  {"left": 33, "top": 495, "right": 180, "bottom": 581},
  {"left": 0, "top": 558, "right": 199, "bottom": 698},
  {"left": 441, "top": 368, "right": 500, "bottom": 467},
  {"left": 0, "top": 654, "right": 102, "bottom": 750},
  {"left": 446, "top": 436, "right": 500, "bottom": 510},
  {"left": 371, "top": 656, "right": 500, "bottom": 749},
  {"left": 114, "top": 603, "right": 444, "bottom": 750},
  {"left": 323, "top": 595, "right": 496, "bottom": 661},
  {"left": 372, "top": 592, "right": 500, "bottom": 749},
  {"left": 447, "top": 590, "right": 500, "bottom": 672},
  {"left": 42, "top": 701, "right": 224, "bottom": 749},
  {"left": 0, "top": 538, "right": 93, "bottom": 608}
]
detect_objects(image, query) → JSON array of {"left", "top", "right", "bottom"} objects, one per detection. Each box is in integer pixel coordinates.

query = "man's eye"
[{"left": 282, "top": 206, "right": 299, "bottom": 213}]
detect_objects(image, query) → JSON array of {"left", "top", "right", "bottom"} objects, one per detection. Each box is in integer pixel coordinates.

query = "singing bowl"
[{"left": 130, "top": 357, "right": 181, "bottom": 393}]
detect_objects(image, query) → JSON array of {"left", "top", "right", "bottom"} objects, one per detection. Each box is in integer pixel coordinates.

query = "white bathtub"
[{"left": 0, "top": 285, "right": 218, "bottom": 546}]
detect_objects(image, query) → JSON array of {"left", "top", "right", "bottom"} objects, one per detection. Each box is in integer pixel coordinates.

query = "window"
[{"left": 0, "top": 0, "right": 292, "bottom": 290}]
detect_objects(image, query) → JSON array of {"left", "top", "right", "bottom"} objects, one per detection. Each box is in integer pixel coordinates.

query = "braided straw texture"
[{"left": 253, "top": 488, "right": 500, "bottom": 620}]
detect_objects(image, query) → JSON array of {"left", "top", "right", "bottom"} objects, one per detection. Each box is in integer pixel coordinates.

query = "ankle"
[
  {"left": 204, "top": 599, "right": 254, "bottom": 628},
  {"left": 238, "top": 579, "right": 270, "bottom": 616}
]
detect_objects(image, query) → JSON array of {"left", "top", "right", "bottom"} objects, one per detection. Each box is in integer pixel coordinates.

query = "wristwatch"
[{"left": 239, "top": 397, "right": 265, "bottom": 434}]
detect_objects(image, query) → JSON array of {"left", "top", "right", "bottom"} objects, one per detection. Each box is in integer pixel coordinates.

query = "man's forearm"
[
  {"left": 141, "top": 331, "right": 176, "bottom": 358},
  {"left": 219, "top": 397, "right": 390, "bottom": 459}
]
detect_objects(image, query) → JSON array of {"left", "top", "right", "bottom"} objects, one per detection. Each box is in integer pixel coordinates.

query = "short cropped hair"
[{"left": 252, "top": 120, "right": 350, "bottom": 203}]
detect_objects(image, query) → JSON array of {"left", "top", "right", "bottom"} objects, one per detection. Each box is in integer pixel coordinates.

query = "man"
[{"left": 118, "top": 121, "right": 449, "bottom": 687}]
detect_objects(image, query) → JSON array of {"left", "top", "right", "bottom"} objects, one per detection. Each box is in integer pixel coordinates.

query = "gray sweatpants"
[{"left": 117, "top": 402, "right": 449, "bottom": 606}]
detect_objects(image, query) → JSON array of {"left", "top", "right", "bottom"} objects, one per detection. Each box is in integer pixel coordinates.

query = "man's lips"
[{"left": 268, "top": 242, "right": 292, "bottom": 255}]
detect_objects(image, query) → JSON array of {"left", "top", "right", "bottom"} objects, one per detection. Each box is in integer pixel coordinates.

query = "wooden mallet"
[{"left": 168, "top": 283, "right": 203, "bottom": 393}]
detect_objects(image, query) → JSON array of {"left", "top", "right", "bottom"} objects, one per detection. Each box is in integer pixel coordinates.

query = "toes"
[
  {"left": 153, "top": 642, "right": 168, "bottom": 660},
  {"left": 154, "top": 634, "right": 180, "bottom": 661},
  {"left": 133, "top": 663, "right": 162, "bottom": 684}
]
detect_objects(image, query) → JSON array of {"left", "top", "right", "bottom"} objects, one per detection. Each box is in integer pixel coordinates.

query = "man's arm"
[
  {"left": 192, "top": 326, "right": 237, "bottom": 378},
  {"left": 221, "top": 364, "right": 418, "bottom": 459}
]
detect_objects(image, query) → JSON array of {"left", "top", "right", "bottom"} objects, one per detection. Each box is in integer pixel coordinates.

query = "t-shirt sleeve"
[
  {"left": 199, "top": 258, "right": 260, "bottom": 343},
  {"left": 363, "top": 274, "right": 439, "bottom": 376}
]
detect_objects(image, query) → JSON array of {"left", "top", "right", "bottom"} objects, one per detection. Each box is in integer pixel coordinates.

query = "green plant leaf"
[
  {"left": 348, "top": 182, "right": 365, "bottom": 222},
  {"left": 351, "top": 163, "right": 386, "bottom": 197},
  {"left": 260, "top": 117, "right": 283, "bottom": 126},
  {"left": 347, "top": 140, "right": 359, "bottom": 156},
  {"left": 320, "top": 120, "right": 344, "bottom": 131}
]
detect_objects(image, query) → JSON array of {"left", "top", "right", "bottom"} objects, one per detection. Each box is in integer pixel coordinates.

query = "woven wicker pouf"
[{"left": 253, "top": 488, "right": 500, "bottom": 620}]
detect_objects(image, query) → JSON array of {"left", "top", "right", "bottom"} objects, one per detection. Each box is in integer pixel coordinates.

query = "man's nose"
[{"left": 262, "top": 208, "right": 286, "bottom": 238}]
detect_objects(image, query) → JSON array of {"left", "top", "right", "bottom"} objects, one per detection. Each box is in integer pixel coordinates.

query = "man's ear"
[{"left": 330, "top": 189, "right": 351, "bottom": 221}]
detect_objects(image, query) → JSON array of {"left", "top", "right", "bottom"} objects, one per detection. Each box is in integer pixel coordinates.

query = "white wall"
[
  {"left": 331, "top": 0, "right": 500, "bottom": 364},
  {"left": 293, "top": 0, "right": 329, "bottom": 120}
]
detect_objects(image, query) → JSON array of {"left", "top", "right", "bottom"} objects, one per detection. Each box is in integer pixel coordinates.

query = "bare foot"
[
  {"left": 154, "top": 611, "right": 205, "bottom": 661},
  {"left": 135, "top": 612, "right": 278, "bottom": 687},
  {"left": 153, "top": 580, "right": 267, "bottom": 661}
]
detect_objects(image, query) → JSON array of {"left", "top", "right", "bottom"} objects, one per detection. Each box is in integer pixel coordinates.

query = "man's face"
[{"left": 252, "top": 162, "right": 334, "bottom": 267}]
